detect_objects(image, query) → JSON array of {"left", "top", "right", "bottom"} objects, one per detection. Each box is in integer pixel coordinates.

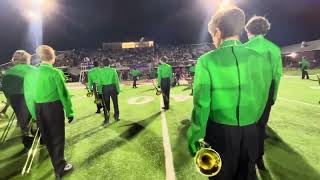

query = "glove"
[
  {"left": 189, "top": 141, "right": 200, "bottom": 157},
  {"left": 68, "top": 116, "right": 74, "bottom": 123}
]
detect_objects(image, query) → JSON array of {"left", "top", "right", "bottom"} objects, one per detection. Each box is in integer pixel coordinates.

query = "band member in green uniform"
[
  {"left": 99, "top": 59, "right": 120, "bottom": 123},
  {"left": 188, "top": 7, "right": 272, "bottom": 179},
  {"left": 2, "top": 50, "right": 36, "bottom": 150},
  {"left": 130, "top": 67, "right": 141, "bottom": 88},
  {"left": 300, "top": 56, "right": 310, "bottom": 79},
  {"left": 189, "top": 63, "right": 196, "bottom": 95},
  {"left": 157, "top": 59, "right": 172, "bottom": 110},
  {"left": 88, "top": 61, "right": 103, "bottom": 113},
  {"left": 245, "top": 16, "right": 283, "bottom": 170},
  {"left": 24, "top": 45, "right": 74, "bottom": 179}
]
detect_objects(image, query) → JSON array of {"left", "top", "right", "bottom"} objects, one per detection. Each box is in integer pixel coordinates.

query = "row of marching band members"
[{"left": 2, "top": 45, "right": 74, "bottom": 179}]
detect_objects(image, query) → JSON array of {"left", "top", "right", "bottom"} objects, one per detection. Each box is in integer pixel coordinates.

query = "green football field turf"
[{"left": 0, "top": 74, "right": 320, "bottom": 180}]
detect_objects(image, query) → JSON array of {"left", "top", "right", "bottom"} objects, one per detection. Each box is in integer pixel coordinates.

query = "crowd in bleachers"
[{"left": 55, "top": 43, "right": 213, "bottom": 68}]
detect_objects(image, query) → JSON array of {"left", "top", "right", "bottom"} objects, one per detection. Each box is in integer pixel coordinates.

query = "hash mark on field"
[{"left": 160, "top": 98, "right": 176, "bottom": 180}]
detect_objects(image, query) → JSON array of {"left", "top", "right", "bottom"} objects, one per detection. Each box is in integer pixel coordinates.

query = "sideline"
[{"left": 160, "top": 98, "right": 176, "bottom": 180}]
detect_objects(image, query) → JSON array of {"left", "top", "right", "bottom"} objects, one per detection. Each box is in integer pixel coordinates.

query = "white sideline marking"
[
  {"left": 160, "top": 98, "right": 176, "bottom": 180},
  {"left": 279, "top": 97, "right": 320, "bottom": 108}
]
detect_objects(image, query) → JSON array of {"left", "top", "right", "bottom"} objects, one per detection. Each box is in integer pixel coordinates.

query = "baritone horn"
[
  {"left": 156, "top": 89, "right": 162, "bottom": 96},
  {"left": 87, "top": 91, "right": 93, "bottom": 97},
  {"left": 152, "top": 81, "right": 162, "bottom": 96},
  {"left": 194, "top": 139, "right": 222, "bottom": 177}
]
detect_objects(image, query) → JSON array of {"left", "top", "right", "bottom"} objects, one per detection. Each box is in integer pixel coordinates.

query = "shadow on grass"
[
  {"left": 142, "top": 88, "right": 156, "bottom": 93},
  {"left": 308, "top": 78, "right": 319, "bottom": 82},
  {"left": 0, "top": 148, "right": 25, "bottom": 163},
  {"left": 66, "top": 122, "right": 116, "bottom": 147},
  {"left": 0, "top": 148, "right": 50, "bottom": 180},
  {"left": 70, "top": 113, "right": 97, "bottom": 125},
  {"left": 172, "top": 119, "right": 193, "bottom": 172},
  {"left": 262, "top": 126, "right": 320, "bottom": 180},
  {"left": 80, "top": 112, "right": 161, "bottom": 166},
  {"left": 182, "top": 86, "right": 192, "bottom": 91}
]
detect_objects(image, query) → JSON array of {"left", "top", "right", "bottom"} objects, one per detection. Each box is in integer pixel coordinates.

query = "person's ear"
[
  {"left": 247, "top": 31, "right": 253, "bottom": 39},
  {"left": 214, "top": 28, "right": 222, "bottom": 48}
]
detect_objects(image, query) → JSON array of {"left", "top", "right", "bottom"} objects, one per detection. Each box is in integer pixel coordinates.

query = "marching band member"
[
  {"left": 99, "top": 59, "right": 120, "bottom": 123},
  {"left": 157, "top": 59, "right": 173, "bottom": 110},
  {"left": 2, "top": 50, "right": 36, "bottom": 150},
  {"left": 245, "top": 16, "right": 283, "bottom": 170},
  {"left": 189, "top": 63, "right": 196, "bottom": 95},
  {"left": 188, "top": 7, "right": 272, "bottom": 179},
  {"left": 88, "top": 61, "right": 103, "bottom": 113},
  {"left": 130, "top": 67, "right": 141, "bottom": 88},
  {"left": 24, "top": 45, "right": 74, "bottom": 179},
  {"left": 300, "top": 56, "right": 310, "bottom": 80}
]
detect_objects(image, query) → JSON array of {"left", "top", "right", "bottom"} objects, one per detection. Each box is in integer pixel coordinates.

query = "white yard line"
[
  {"left": 160, "top": 98, "right": 176, "bottom": 180},
  {"left": 279, "top": 97, "right": 320, "bottom": 108}
]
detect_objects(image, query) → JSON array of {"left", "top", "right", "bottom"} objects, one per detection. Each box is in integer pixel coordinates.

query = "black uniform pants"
[
  {"left": 160, "top": 78, "right": 170, "bottom": 109},
  {"left": 133, "top": 76, "right": 137, "bottom": 88},
  {"left": 302, "top": 69, "right": 309, "bottom": 79},
  {"left": 92, "top": 83, "right": 103, "bottom": 111},
  {"left": 176, "top": 74, "right": 180, "bottom": 86},
  {"left": 9, "top": 94, "right": 33, "bottom": 149},
  {"left": 96, "top": 94, "right": 103, "bottom": 111},
  {"left": 102, "top": 85, "right": 119, "bottom": 119},
  {"left": 36, "top": 101, "right": 66, "bottom": 176},
  {"left": 257, "top": 81, "right": 275, "bottom": 159},
  {"left": 205, "top": 121, "right": 259, "bottom": 180}
]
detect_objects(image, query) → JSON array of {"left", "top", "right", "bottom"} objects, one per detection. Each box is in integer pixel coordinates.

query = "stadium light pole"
[{"left": 21, "top": 0, "right": 57, "bottom": 51}]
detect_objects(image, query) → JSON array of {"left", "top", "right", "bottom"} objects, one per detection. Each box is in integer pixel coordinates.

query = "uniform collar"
[
  {"left": 220, "top": 40, "right": 242, "bottom": 48},
  {"left": 40, "top": 63, "right": 53, "bottom": 68}
]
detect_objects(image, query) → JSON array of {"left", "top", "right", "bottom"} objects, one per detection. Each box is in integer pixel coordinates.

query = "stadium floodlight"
[
  {"left": 287, "top": 52, "right": 298, "bottom": 58},
  {"left": 25, "top": 11, "right": 42, "bottom": 21},
  {"left": 20, "top": 0, "right": 57, "bottom": 21},
  {"left": 218, "top": 0, "right": 236, "bottom": 10}
]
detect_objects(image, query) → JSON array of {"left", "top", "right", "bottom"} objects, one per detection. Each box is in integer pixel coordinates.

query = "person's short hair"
[
  {"left": 93, "top": 61, "right": 99, "bottom": 67},
  {"left": 208, "top": 6, "right": 246, "bottom": 39},
  {"left": 245, "top": 16, "right": 271, "bottom": 36},
  {"left": 36, "top": 45, "right": 55, "bottom": 62},
  {"left": 11, "top": 50, "right": 31, "bottom": 65}
]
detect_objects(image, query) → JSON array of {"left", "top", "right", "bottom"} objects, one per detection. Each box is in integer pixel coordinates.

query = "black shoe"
[
  {"left": 162, "top": 107, "right": 169, "bottom": 110},
  {"left": 256, "top": 157, "right": 267, "bottom": 170},
  {"left": 96, "top": 110, "right": 101, "bottom": 114},
  {"left": 63, "top": 163, "right": 73, "bottom": 174},
  {"left": 56, "top": 163, "right": 73, "bottom": 180},
  {"left": 103, "top": 120, "right": 109, "bottom": 125},
  {"left": 114, "top": 115, "right": 120, "bottom": 121}
]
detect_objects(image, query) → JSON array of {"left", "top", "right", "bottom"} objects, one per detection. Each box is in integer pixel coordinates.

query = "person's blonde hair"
[
  {"left": 36, "top": 45, "right": 56, "bottom": 62},
  {"left": 11, "top": 50, "right": 31, "bottom": 65}
]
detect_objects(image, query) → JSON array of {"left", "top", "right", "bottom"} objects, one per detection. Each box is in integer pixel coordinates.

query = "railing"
[{"left": 0, "top": 62, "right": 12, "bottom": 68}]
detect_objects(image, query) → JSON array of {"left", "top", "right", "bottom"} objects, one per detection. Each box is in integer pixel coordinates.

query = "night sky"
[{"left": 0, "top": 0, "right": 320, "bottom": 62}]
